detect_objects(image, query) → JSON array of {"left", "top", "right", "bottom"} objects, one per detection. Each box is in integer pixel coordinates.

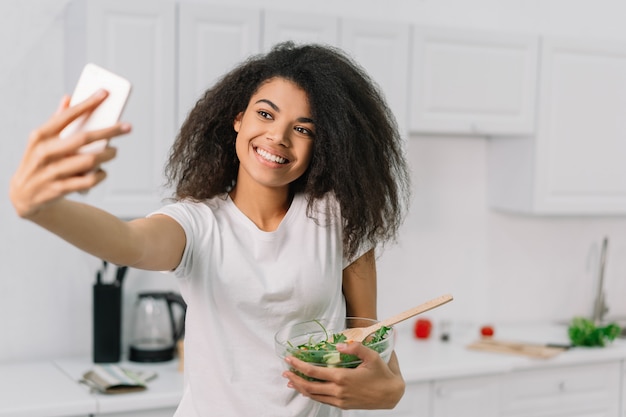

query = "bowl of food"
[{"left": 274, "top": 317, "right": 395, "bottom": 381}]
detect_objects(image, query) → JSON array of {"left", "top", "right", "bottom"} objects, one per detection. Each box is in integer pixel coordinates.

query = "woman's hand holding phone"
[
  {"left": 59, "top": 63, "right": 132, "bottom": 154},
  {"left": 10, "top": 88, "right": 131, "bottom": 220}
]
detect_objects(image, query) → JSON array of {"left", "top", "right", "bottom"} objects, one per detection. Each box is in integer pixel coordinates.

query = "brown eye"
[
  {"left": 295, "top": 126, "right": 314, "bottom": 137},
  {"left": 257, "top": 110, "right": 272, "bottom": 119}
]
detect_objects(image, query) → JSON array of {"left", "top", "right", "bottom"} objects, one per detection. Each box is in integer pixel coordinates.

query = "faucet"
[{"left": 592, "top": 237, "right": 609, "bottom": 325}]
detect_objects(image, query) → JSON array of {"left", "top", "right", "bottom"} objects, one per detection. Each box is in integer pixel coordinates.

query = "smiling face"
[{"left": 233, "top": 77, "right": 315, "bottom": 193}]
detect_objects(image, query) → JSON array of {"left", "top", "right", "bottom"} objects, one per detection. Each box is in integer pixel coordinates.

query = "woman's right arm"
[{"left": 9, "top": 90, "right": 186, "bottom": 271}]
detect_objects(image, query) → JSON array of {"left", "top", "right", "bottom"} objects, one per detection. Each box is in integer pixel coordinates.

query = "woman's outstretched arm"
[{"left": 10, "top": 91, "right": 185, "bottom": 271}]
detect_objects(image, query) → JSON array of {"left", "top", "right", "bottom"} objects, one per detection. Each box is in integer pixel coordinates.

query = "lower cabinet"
[
  {"left": 432, "top": 374, "right": 500, "bottom": 417},
  {"left": 98, "top": 408, "right": 177, "bottom": 417},
  {"left": 500, "top": 362, "right": 621, "bottom": 417},
  {"left": 345, "top": 382, "right": 430, "bottom": 416},
  {"left": 346, "top": 360, "right": 622, "bottom": 417}
]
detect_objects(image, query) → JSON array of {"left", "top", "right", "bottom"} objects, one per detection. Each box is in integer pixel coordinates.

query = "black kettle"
[{"left": 129, "top": 291, "right": 187, "bottom": 362}]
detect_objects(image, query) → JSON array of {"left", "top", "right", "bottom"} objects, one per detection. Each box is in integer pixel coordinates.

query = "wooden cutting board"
[{"left": 467, "top": 338, "right": 567, "bottom": 359}]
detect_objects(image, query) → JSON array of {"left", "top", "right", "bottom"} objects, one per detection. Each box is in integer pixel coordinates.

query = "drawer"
[
  {"left": 345, "top": 381, "right": 430, "bottom": 417},
  {"left": 432, "top": 374, "right": 500, "bottom": 417},
  {"left": 100, "top": 408, "right": 177, "bottom": 417},
  {"left": 500, "top": 362, "right": 620, "bottom": 416}
]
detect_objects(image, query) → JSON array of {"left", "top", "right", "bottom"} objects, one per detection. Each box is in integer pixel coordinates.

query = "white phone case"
[{"left": 60, "top": 63, "right": 132, "bottom": 154}]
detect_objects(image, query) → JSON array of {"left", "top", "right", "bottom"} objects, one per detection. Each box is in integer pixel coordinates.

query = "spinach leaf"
[
  {"left": 290, "top": 325, "right": 391, "bottom": 366},
  {"left": 287, "top": 324, "right": 392, "bottom": 381}
]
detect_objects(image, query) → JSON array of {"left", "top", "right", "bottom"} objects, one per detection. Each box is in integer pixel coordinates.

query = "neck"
[{"left": 229, "top": 181, "right": 293, "bottom": 232}]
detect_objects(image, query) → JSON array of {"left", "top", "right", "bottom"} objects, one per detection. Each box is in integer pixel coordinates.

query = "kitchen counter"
[
  {"left": 2, "top": 322, "right": 626, "bottom": 417},
  {"left": 54, "top": 358, "right": 183, "bottom": 415},
  {"left": 394, "top": 321, "right": 626, "bottom": 381},
  {"left": 0, "top": 361, "right": 96, "bottom": 417},
  {"left": 0, "top": 358, "right": 182, "bottom": 417}
]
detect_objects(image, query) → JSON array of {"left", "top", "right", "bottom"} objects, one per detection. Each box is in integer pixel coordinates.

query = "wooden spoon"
[{"left": 341, "top": 293, "right": 453, "bottom": 342}]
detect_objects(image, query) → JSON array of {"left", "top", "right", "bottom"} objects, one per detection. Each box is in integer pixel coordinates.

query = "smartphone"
[{"left": 60, "top": 63, "right": 132, "bottom": 154}]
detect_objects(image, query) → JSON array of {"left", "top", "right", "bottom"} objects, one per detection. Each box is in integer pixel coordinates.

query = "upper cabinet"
[
  {"left": 488, "top": 37, "right": 626, "bottom": 215},
  {"left": 409, "top": 27, "right": 539, "bottom": 136},
  {"left": 177, "top": 4, "right": 261, "bottom": 128},
  {"left": 262, "top": 11, "right": 338, "bottom": 50},
  {"left": 65, "top": 0, "right": 176, "bottom": 218},
  {"left": 339, "top": 19, "right": 411, "bottom": 136},
  {"left": 264, "top": 12, "right": 411, "bottom": 136},
  {"left": 64, "top": 2, "right": 411, "bottom": 218},
  {"left": 66, "top": 1, "right": 625, "bottom": 217}
]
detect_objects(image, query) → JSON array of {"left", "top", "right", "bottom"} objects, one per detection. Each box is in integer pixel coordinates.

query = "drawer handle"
[{"left": 558, "top": 381, "right": 566, "bottom": 392}]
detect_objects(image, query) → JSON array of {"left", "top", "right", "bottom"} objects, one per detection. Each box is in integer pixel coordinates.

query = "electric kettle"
[{"left": 129, "top": 291, "right": 187, "bottom": 362}]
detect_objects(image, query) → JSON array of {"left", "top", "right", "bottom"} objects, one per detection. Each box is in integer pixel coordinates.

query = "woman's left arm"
[{"left": 282, "top": 249, "right": 406, "bottom": 410}]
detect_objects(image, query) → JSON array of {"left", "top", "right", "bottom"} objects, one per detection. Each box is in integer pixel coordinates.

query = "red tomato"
[
  {"left": 480, "top": 325, "right": 495, "bottom": 337},
  {"left": 414, "top": 318, "right": 433, "bottom": 339}
]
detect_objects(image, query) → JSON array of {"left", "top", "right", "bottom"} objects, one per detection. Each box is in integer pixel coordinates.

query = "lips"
[{"left": 255, "top": 147, "right": 288, "bottom": 164}]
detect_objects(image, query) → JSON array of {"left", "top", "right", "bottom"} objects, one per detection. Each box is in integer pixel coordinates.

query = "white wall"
[{"left": 2, "top": 0, "right": 626, "bottom": 363}]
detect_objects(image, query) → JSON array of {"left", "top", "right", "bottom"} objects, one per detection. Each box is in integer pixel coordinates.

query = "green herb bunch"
[{"left": 568, "top": 317, "right": 621, "bottom": 347}]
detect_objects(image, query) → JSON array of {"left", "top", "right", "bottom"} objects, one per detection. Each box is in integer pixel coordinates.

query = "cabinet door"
[
  {"left": 177, "top": 4, "right": 261, "bottom": 128},
  {"left": 409, "top": 27, "right": 538, "bottom": 136},
  {"left": 533, "top": 37, "right": 626, "bottom": 214},
  {"left": 65, "top": 0, "right": 176, "bottom": 217},
  {"left": 432, "top": 374, "right": 499, "bottom": 417},
  {"left": 340, "top": 19, "right": 411, "bottom": 136},
  {"left": 345, "top": 381, "right": 430, "bottom": 417},
  {"left": 101, "top": 408, "right": 177, "bottom": 417},
  {"left": 489, "top": 36, "right": 626, "bottom": 214},
  {"left": 501, "top": 361, "right": 620, "bottom": 417},
  {"left": 263, "top": 10, "right": 338, "bottom": 51}
]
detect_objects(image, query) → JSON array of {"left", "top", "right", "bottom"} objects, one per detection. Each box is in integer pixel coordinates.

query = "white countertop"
[
  {"left": 2, "top": 322, "right": 626, "bottom": 417},
  {"left": 54, "top": 358, "right": 183, "bottom": 415},
  {"left": 0, "top": 358, "right": 182, "bottom": 417},
  {"left": 0, "top": 361, "right": 96, "bottom": 417},
  {"left": 394, "top": 321, "right": 626, "bottom": 381}
]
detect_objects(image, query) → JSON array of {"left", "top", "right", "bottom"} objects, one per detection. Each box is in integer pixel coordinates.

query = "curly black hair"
[{"left": 166, "top": 42, "right": 411, "bottom": 259}]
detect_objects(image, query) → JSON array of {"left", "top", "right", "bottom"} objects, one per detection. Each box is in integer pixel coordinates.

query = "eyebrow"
[{"left": 255, "top": 99, "right": 315, "bottom": 124}]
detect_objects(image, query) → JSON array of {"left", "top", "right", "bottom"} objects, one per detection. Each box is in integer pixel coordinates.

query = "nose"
[{"left": 267, "top": 123, "right": 291, "bottom": 147}]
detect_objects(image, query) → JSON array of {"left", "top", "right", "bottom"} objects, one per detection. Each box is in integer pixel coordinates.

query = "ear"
[{"left": 233, "top": 112, "right": 243, "bottom": 132}]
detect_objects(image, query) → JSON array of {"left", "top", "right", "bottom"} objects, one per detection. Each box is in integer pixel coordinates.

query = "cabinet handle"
[{"left": 558, "top": 381, "right": 566, "bottom": 392}]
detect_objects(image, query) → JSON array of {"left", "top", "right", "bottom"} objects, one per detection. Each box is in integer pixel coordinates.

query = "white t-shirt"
[{"left": 152, "top": 193, "right": 356, "bottom": 417}]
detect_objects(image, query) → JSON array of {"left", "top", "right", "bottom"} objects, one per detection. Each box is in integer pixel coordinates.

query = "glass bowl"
[{"left": 274, "top": 317, "right": 395, "bottom": 381}]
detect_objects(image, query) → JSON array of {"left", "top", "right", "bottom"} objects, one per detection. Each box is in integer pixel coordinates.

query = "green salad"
[{"left": 286, "top": 322, "right": 392, "bottom": 381}]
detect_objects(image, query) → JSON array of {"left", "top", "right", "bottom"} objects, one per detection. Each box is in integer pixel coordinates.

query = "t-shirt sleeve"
[
  {"left": 318, "top": 193, "right": 375, "bottom": 269},
  {"left": 147, "top": 202, "right": 199, "bottom": 278},
  {"left": 342, "top": 241, "right": 375, "bottom": 270}
]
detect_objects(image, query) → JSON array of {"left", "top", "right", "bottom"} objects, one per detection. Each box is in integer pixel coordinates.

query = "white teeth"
[{"left": 256, "top": 148, "right": 287, "bottom": 164}]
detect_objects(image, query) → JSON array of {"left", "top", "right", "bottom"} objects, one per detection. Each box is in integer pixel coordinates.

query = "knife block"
[{"left": 93, "top": 283, "right": 122, "bottom": 363}]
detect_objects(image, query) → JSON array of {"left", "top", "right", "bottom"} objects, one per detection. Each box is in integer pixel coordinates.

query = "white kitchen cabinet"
[
  {"left": 262, "top": 10, "right": 339, "bottom": 51},
  {"left": 339, "top": 19, "right": 411, "bottom": 136},
  {"left": 409, "top": 27, "right": 538, "bottom": 136},
  {"left": 622, "top": 360, "right": 626, "bottom": 417},
  {"left": 488, "top": 37, "right": 626, "bottom": 215},
  {"left": 431, "top": 374, "right": 500, "bottom": 417},
  {"left": 65, "top": 0, "right": 176, "bottom": 218},
  {"left": 99, "top": 408, "right": 176, "bottom": 417},
  {"left": 177, "top": 4, "right": 261, "bottom": 128},
  {"left": 345, "top": 381, "right": 430, "bottom": 417},
  {"left": 501, "top": 361, "right": 621, "bottom": 417}
]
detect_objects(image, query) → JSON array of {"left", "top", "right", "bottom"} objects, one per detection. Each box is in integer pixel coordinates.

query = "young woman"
[{"left": 10, "top": 42, "right": 411, "bottom": 416}]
